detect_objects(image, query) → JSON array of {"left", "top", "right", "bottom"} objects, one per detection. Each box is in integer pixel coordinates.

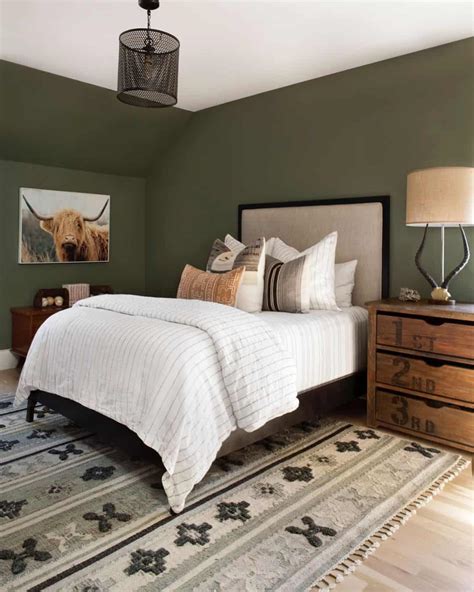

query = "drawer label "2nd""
[
  {"left": 392, "top": 357, "right": 436, "bottom": 393},
  {"left": 390, "top": 395, "right": 435, "bottom": 434}
]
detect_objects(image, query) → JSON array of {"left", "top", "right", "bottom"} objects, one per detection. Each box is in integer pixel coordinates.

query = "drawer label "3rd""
[{"left": 390, "top": 396, "right": 436, "bottom": 434}]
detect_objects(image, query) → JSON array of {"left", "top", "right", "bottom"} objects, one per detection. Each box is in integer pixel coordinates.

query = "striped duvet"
[{"left": 15, "top": 295, "right": 298, "bottom": 512}]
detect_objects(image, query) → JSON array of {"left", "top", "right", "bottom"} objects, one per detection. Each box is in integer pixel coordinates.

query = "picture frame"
[{"left": 18, "top": 188, "right": 110, "bottom": 264}]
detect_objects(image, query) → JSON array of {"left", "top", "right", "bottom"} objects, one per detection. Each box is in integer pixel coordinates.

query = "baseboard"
[{"left": 0, "top": 349, "right": 18, "bottom": 371}]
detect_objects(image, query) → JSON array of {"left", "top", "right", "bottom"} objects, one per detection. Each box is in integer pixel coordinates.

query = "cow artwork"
[{"left": 19, "top": 188, "right": 110, "bottom": 264}]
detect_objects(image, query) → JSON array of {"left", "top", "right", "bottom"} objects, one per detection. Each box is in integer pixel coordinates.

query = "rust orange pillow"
[{"left": 177, "top": 264, "right": 245, "bottom": 307}]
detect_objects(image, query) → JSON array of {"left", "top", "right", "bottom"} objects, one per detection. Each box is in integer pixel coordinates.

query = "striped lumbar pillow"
[
  {"left": 263, "top": 255, "right": 309, "bottom": 313},
  {"left": 271, "top": 232, "right": 339, "bottom": 311},
  {"left": 177, "top": 264, "right": 245, "bottom": 307},
  {"left": 207, "top": 236, "right": 266, "bottom": 313}
]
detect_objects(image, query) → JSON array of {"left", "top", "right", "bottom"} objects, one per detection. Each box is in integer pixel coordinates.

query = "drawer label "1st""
[
  {"left": 390, "top": 396, "right": 436, "bottom": 434},
  {"left": 392, "top": 318, "right": 436, "bottom": 351}
]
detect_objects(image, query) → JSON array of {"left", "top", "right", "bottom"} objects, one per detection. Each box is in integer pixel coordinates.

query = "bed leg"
[{"left": 26, "top": 393, "right": 37, "bottom": 422}]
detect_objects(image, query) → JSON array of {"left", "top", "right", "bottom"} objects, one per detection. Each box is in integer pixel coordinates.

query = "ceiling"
[{"left": 0, "top": 1, "right": 472, "bottom": 112}]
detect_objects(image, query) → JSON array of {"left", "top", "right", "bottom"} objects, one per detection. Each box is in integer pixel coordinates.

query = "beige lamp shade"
[{"left": 406, "top": 166, "right": 474, "bottom": 227}]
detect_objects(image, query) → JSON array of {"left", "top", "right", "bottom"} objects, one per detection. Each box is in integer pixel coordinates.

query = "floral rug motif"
[{"left": 0, "top": 390, "right": 467, "bottom": 591}]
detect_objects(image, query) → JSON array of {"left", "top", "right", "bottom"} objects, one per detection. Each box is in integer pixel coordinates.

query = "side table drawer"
[
  {"left": 31, "top": 315, "right": 49, "bottom": 337},
  {"left": 376, "top": 352, "right": 474, "bottom": 404},
  {"left": 375, "top": 389, "right": 474, "bottom": 448},
  {"left": 376, "top": 314, "right": 474, "bottom": 359},
  {"left": 11, "top": 307, "right": 63, "bottom": 358}
]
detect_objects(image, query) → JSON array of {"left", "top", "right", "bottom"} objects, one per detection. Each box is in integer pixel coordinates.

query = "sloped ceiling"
[{"left": 0, "top": 60, "right": 191, "bottom": 176}]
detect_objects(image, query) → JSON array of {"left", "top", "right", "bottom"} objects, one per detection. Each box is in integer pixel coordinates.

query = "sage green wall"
[
  {"left": 0, "top": 61, "right": 191, "bottom": 350},
  {"left": 1, "top": 39, "right": 473, "bottom": 349},
  {"left": 0, "top": 160, "right": 146, "bottom": 349},
  {"left": 0, "top": 60, "right": 192, "bottom": 177},
  {"left": 146, "top": 38, "right": 474, "bottom": 303}
]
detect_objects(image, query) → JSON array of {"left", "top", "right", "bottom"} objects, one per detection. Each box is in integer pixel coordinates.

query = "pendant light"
[{"left": 117, "top": 0, "right": 180, "bottom": 108}]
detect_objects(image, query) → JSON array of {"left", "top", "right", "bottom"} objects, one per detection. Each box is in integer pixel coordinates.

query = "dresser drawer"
[
  {"left": 375, "top": 390, "right": 474, "bottom": 448},
  {"left": 376, "top": 314, "right": 474, "bottom": 359},
  {"left": 376, "top": 353, "right": 474, "bottom": 404},
  {"left": 31, "top": 315, "right": 49, "bottom": 336}
]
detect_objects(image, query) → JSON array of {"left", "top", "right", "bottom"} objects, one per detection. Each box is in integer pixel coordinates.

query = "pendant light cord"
[{"left": 145, "top": 9, "right": 154, "bottom": 50}]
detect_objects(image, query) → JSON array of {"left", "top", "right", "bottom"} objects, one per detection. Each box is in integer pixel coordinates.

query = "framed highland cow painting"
[{"left": 19, "top": 188, "right": 110, "bottom": 264}]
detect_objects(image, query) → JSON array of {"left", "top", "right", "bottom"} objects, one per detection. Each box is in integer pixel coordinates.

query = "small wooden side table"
[
  {"left": 11, "top": 307, "right": 66, "bottom": 358},
  {"left": 366, "top": 298, "right": 474, "bottom": 453}
]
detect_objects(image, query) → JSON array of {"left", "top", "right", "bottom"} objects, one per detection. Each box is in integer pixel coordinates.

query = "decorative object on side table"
[
  {"left": 63, "top": 283, "right": 90, "bottom": 305},
  {"left": 406, "top": 167, "right": 473, "bottom": 304},
  {"left": 33, "top": 288, "right": 69, "bottom": 308},
  {"left": 398, "top": 287, "right": 420, "bottom": 302},
  {"left": 367, "top": 298, "right": 474, "bottom": 453}
]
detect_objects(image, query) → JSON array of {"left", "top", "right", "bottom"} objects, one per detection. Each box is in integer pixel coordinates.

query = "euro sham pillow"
[
  {"left": 335, "top": 259, "right": 358, "bottom": 308},
  {"left": 207, "top": 236, "right": 266, "bottom": 313},
  {"left": 263, "top": 255, "right": 309, "bottom": 313},
  {"left": 270, "top": 232, "right": 339, "bottom": 311},
  {"left": 177, "top": 264, "right": 245, "bottom": 307}
]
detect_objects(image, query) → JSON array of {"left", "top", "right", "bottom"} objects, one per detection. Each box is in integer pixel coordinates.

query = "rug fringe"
[{"left": 310, "top": 456, "right": 469, "bottom": 591}]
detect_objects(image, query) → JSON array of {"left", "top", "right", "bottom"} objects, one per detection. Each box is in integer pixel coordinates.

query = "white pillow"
[
  {"left": 265, "top": 237, "right": 277, "bottom": 257},
  {"left": 271, "top": 232, "right": 339, "bottom": 311},
  {"left": 223, "top": 234, "right": 266, "bottom": 313},
  {"left": 224, "top": 234, "right": 245, "bottom": 253},
  {"left": 335, "top": 260, "right": 358, "bottom": 308},
  {"left": 270, "top": 238, "right": 299, "bottom": 262}
]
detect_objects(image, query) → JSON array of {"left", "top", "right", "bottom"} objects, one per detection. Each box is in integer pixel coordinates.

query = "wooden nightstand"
[
  {"left": 11, "top": 307, "right": 66, "bottom": 358},
  {"left": 367, "top": 298, "right": 474, "bottom": 453}
]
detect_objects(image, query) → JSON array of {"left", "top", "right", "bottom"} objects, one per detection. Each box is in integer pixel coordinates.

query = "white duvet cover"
[
  {"left": 262, "top": 306, "right": 368, "bottom": 391},
  {"left": 15, "top": 295, "right": 298, "bottom": 512}
]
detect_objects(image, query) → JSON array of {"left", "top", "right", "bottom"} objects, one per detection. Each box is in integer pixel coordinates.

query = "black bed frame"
[
  {"left": 27, "top": 372, "right": 367, "bottom": 463},
  {"left": 26, "top": 195, "right": 390, "bottom": 462}
]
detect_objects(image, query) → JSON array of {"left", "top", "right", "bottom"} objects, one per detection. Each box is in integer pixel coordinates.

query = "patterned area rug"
[{"left": 0, "top": 388, "right": 468, "bottom": 592}]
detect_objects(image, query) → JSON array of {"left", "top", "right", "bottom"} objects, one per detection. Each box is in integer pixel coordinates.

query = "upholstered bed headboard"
[{"left": 239, "top": 196, "right": 390, "bottom": 307}]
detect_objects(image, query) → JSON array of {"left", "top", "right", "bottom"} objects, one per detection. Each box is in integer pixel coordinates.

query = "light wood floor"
[
  {"left": 2, "top": 368, "right": 473, "bottom": 592},
  {"left": 331, "top": 400, "right": 473, "bottom": 592}
]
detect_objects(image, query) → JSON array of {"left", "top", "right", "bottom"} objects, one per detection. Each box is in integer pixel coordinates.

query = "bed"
[{"left": 15, "top": 195, "right": 389, "bottom": 512}]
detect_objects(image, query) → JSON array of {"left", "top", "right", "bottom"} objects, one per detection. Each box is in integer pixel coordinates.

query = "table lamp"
[{"left": 406, "top": 166, "right": 474, "bottom": 304}]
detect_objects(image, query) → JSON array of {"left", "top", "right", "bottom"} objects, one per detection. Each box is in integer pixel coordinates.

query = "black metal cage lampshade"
[{"left": 117, "top": 1, "right": 179, "bottom": 108}]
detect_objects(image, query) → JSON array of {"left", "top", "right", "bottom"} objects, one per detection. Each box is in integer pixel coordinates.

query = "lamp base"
[
  {"left": 430, "top": 286, "right": 453, "bottom": 304},
  {"left": 428, "top": 298, "right": 455, "bottom": 305},
  {"left": 414, "top": 224, "right": 470, "bottom": 308}
]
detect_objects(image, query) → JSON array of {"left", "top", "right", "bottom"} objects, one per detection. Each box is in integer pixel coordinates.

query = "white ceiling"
[{"left": 0, "top": 1, "right": 472, "bottom": 112}]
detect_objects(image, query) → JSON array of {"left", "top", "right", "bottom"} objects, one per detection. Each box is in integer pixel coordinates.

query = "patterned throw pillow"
[
  {"left": 263, "top": 255, "right": 309, "bottom": 313},
  {"left": 207, "top": 236, "right": 266, "bottom": 313},
  {"left": 271, "top": 232, "right": 339, "bottom": 311},
  {"left": 177, "top": 264, "right": 245, "bottom": 307}
]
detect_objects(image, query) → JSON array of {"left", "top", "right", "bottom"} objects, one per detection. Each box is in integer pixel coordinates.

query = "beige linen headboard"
[{"left": 239, "top": 196, "right": 390, "bottom": 307}]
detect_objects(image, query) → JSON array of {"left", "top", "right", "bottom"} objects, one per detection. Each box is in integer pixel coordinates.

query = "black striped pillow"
[{"left": 263, "top": 255, "right": 308, "bottom": 313}]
